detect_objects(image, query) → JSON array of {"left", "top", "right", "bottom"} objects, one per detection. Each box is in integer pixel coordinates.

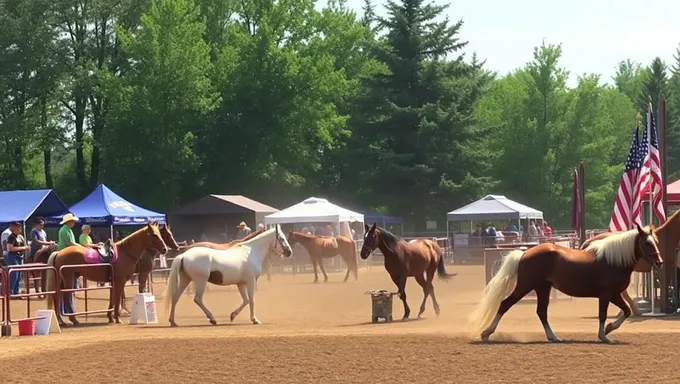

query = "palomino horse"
[
  {"left": 580, "top": 209, "right": 680, "bottom": 316},
  {"left": 164, "top": 225, "right": 292, "bottom": 327},
  {"left": 287, "top": 231, "right": 358, "bottom": 283},
  {"left": 360, "top": 224, "right": 456, "bottom": 319},
  {"left": 46, "top": 222, "right": 168, "bottom": 325},
  {"left": 470, "top": 225, "right": 662, "bottom": 343}
]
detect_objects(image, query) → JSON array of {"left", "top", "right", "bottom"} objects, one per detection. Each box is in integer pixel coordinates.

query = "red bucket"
[{"left": 17, "top": 320, "right": 35, "bottom": 336}]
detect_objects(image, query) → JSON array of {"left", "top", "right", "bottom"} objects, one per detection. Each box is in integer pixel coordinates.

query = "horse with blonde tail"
[
  {"left": 469, "top": 225, "right": 662, "bottom": 344},
  {"left": 164, "top": 224, "right": 292, "bottom": 327}
]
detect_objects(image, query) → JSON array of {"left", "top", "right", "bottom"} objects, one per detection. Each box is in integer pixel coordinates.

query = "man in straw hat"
[
  {"left": 235, "top": 221, "right": 251, "bottom": 239},
  {"left": 57, "top": 213, "right": 82, "bottom": 316}
]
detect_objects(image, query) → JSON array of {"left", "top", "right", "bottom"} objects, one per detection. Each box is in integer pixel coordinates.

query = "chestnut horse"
[
  {"left": 360, "top": 224, "right": 456, "bottom": 319},
  {"left": 470, "top": 225, "right": 662, "bottom": 343},
  {"left": 287, "top": 231, "right": 358, "bottom": 283},
  {"left": 46, "top": 222, "right": 168, "bottom": 325},
  {"left": 580, "top": 209, "right": 680, "bottom": 316}
]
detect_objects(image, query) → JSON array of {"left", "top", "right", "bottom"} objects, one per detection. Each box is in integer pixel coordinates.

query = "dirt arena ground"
[{"left": 1, "top": 264, "right": 680, "bottom": 383}]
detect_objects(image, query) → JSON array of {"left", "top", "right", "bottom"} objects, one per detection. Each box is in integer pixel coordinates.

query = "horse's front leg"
[
  {"left": 318, "top": 258, "right": 329, "bottom": 283},
  {"left": 112, "top": 274, "right": 127, "bottom": 324},
  {"left": 605, "top": 292, "right": 632, "bottom": 336},
  {"left": 246, "top": 278, "right": 261, "bottom": 324},
  {"left": 311, "top": 258, "right": 319, "bottom": 283},
  {"left": 597, "top": 293, "right": 613, "bottom": 343},
  {"left": 390, "top": 274, "right": 410, "bottom": 320},
  {"left": 620, "top": 289, "right": 641, "bottom": 316}
]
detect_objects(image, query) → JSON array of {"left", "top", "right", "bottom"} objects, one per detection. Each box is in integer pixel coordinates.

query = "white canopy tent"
[
  {"left": 447, "top": 194, "right": 543, "bottom": 222},
  {"left": 264, "top": 197, "right": 364, "bottom": 225}
]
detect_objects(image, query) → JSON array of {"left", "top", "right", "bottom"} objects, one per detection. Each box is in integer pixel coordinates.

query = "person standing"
[
  {"left": 6, "top": 221, "right": 29, "bottom": 297},
  {"left": 1, "top": 225, "right": 12, "bottom": 264},
  {"left": 29, "top": 217, "right": 55, "bottom": 261},
  {"left": 58, "top": 213, "right": 82, "bottom": 315},
  {"left": 235, "top": 222, "right": 251, "bottom": 239}
]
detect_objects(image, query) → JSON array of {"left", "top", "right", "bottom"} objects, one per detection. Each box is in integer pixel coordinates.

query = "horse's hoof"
[
  {"left": 210, "top": 319, "right": 217, "bottom": 325},
  {"left": 230, "top": 312, "right": 237, "bottom": 322},
  {"left": 170, "top": 322, "right": 178, "bottom": 327},
  {"left": 71, "top": 321, "right": 80, "bottom": 326},
  {"left": 115, "top": 319, "right": 121, "bottom": 324},
  {"left": 434, "top": 308, "right": 441, "bottom": 317},
  {"left": 252, "top": 318, "right": 261, "bottom": 325},
  {"left": 548, "top": 337, "right": 563, "bottom": 343},
  {"left": 598, "top": 335, "right": 613, "bottom": 344},
  {"left": 108, "top": 319, "right": 114, "bottom": 324}
]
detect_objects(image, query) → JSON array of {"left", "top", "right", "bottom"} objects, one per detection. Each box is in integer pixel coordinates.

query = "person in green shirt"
[
  {"left": 57, "top": 213, "right": 82, "bottom": 317},
  {"left": 78, "top": 224, "right": 101, "bottom": 249}
]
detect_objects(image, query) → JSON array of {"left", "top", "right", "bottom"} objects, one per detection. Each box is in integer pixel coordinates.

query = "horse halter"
[{"left": 636, "top": 233, "right": 662, "bottom": 268}]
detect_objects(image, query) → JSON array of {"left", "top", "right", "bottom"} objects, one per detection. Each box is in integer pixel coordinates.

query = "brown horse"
[
  {"left": 359, "top": 224, "right": 455, "bottom": 319},
  {"left": 287, "top": 231, "right": 358, "bottom": 283},
  {"left": 580, "top": 209, "right": 680, "bottom": 316},
  {"left": 470, "top": 225, "right": 662, "bottom": 343},
  {"left": 46, "top": 222, "right": 168, "bottom": 325}
]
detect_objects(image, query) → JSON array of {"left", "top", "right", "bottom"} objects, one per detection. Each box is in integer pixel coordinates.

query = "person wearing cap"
[
  {"left": 29, "top": 217, "right": 56, "bottom": 261},
  {"left": 6, "top": 221, "right": 29, "bottom": 296},
  {"left": 257, "top": 223, "right": 265, "bottom": 231},
  {"left": 235, "top": 222, "right": 251, "bottom": 239},
  {"left": 58, "top": 213, "right": 82, "bottom": 316}
]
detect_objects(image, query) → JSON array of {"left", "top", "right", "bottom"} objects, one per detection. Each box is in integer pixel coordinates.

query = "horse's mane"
[
  {"left": 116, "top": 226, "right": 148, "bottom": 247},
  {"left": 585, "top": 227, "right": 650, "bottom": 267},
  {"left": 377, "top": 227, "right": 402, "bottom": 245},
  {"left": 240, "top": 226, "right": 276, "bottom": 245},
  {"left": 186, "top": 229, "right": 265, "bottom": 250}
]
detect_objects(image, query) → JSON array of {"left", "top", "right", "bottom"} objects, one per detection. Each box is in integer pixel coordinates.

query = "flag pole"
[{"left": 643, "top": 97, "right": 664, "bottom": 317}]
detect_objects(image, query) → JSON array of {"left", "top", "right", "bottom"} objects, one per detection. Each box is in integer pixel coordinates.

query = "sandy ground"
[{"left": 1, "top": 264, "right": 680, "bottom": 383}]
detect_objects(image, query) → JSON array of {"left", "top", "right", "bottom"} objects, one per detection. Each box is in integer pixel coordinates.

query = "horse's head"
[
  {"left": 636, "top": 224, "right": 662, "bottom": 269},
  {"left": 287, "top": 231, "right": 298, "bottom": 246},
  {"left": 160, "top": 224, "right": 180, "bottom": 251},
  {"left": 360, "top": 223, "right": 379, "bottom": 259},
  {"left": 274, "top": 225, "right": 293, "bottom": 258},
  {"left": 146, "top": 221, "right": 168, "bottom": 255}
]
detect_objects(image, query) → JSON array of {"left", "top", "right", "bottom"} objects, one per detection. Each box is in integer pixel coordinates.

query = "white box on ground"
[
  {"left": 34, "top": 310, "right": 61, "bottom": 335},
  {"left": 129, "top": 293, "right": 158, "bottom": 325}
]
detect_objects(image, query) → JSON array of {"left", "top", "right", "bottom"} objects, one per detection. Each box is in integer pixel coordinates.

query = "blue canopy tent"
[
  {"left": 0, "top": 189, "right": 69, "bottom": 226},
  {"left": 57, "top": 184, "right": 166, "bottom": 226},
  {"left": 363, "top": 211, "right": 403, "bottom": 234}
]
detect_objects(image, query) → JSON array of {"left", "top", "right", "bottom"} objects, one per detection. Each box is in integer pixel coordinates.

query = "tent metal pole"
[{"left": 446, "top": 220, "right": 450, "bottom": 262}]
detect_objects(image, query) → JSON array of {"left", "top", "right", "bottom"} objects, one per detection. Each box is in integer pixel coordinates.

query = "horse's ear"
[
  {"left": 371, "top": 223, "right": 377, "bottom": 230},
  {"left": 636, "top": 224, "right": 644, "bottom": 236},
  {"left": 650, "top": 223, "right": 656, "bottom": 232},
  {"left": 364, "top": 224, "right": 370, "bottom": 232}
]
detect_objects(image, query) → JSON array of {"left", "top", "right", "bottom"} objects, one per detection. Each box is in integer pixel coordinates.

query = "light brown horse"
[
  {"left": 288, "top": 231, "right": 358, "bottom": 283},
  {"left": 580, "top": 209, "right": 680, "bottom": 315},
  {"left": 470, "top": 225, "right": 662, "bottom": 343},
  {"left": 360, "top": 224, "right": 455, "bottom": 319},
  {"left": 46, "top": 222, "right": 168, "bottom": 325}
]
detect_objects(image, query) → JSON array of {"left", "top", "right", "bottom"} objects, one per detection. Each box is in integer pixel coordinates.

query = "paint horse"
[
  {"left": 580, "top": 208, "right": 680, "bottom": 316},
  {"left": 164, "top": 225, "right": 292, "bottom": 327},
  {"left": 46, "top": 222, "right": 168, "bottom": 325},
  {"left": 287, "top": 231, "right": 358, "bottom": 283},
  {"left": 470, "top": 225, "right": 662, "bottom": 343},
  {"left": 360, "top": 224, "right": 456, "bottom": 319}
]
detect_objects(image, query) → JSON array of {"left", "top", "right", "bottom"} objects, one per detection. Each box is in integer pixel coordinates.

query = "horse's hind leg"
[
  {"left": 620, "top": 289, "right": 641, "bottom": 316},
  {"left": 192, "top": 279, "right": 217, "bottom": 325},
  {"left": 415, "top": 274, "right": 430, "bottom": 318},
  {"left": 604, "top": 292, "right": 632, "bottom": 339},
  {"left": 168, "top": 272, "right": 191, "bottom": 327},
  {"left": 481, "top": 284, "right": 534, "bottom": 341},
  {"left": 230, "top": 283, "right": 249, "bottom": 322},
  {"left": 535, "top": 282, "right": 561, "bottom": 342},
  {"left": 311, "top": 258, "right": 320, "bottom": 283}
]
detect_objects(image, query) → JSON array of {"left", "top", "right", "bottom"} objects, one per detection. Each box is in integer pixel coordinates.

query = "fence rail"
[
  {"left": 5, "top": 264, "right": 57, "bottom": 325},
  {"left": 58, "top": 264, "right": 114, "bottom": 318}
]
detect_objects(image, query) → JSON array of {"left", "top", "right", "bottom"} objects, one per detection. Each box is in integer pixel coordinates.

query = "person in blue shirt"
[{"left": 505, "top": 220, "right": 519, "bottom": 232}]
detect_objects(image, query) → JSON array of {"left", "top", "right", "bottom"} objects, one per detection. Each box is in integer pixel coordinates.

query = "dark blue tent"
[
  {"left": 57, "top": 184, "right": 166, "bottom": 225},
  {"left": 0, "top": 189, "right": 69, "bottom": 225}
]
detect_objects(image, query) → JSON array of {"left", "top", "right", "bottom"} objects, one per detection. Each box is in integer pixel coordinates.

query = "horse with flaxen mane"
[
  {"left": 46, "top": 222, "right": 168, "bottom": 326},
  {"left": 287, "top": 231, "right": 358, "bottom": 283},
  {"left": 360, "top": 224, "right": 456, "bottom": 320},
  {"left": 470, "top": 225, "right": 662, "bottom": 343},
  {"left": 580, "top": 209, "right": 680, "bottom": 316}
]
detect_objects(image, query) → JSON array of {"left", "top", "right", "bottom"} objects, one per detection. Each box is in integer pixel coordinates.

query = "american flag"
[{"left": 609, "top": 127, "right": 641, "bottom": 232}]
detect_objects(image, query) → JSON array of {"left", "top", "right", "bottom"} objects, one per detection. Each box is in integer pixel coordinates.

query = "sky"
[{"left": 341, "top": 0, "right": 679, "bottom": 87}]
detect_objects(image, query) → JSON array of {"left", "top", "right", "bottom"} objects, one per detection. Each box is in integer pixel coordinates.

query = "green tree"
[
  {"left": 346, "top": 0, "right": 492, "bottom": 228},
  {"left": 613, "top": 59, "right": 646, "bottom": 103},
  {"left": 101, "top": 0, "right": 217, "bottom": 208}
]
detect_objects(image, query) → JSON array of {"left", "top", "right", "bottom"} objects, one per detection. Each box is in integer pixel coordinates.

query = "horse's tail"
[
  {"left": 163, "top": 254, "right": 184, "bottom": 313},
  {"left": 45, "top": 252, "right": 58, "bottom": 310},
  {"left": 351, "top": 241, "right": 358, "bottom": 279},
  {"left": 468, "top": 249, "right": 524, "bottom": 337},
  {"left": 430, "top": 240, "right": 455, "bottom": 280}
]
